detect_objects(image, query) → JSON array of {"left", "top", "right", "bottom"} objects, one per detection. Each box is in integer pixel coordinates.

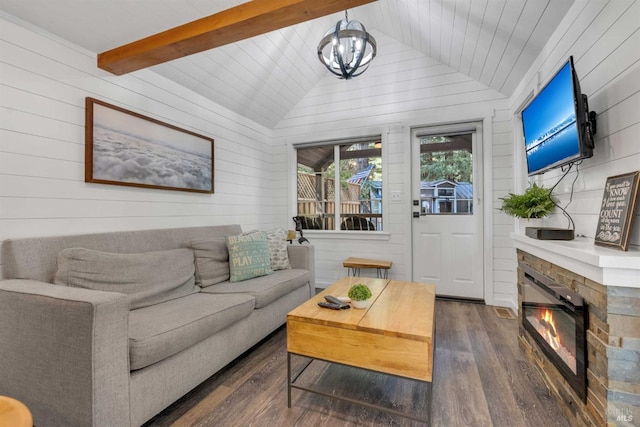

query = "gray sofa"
[{"left": 0, "top": 225, "right": 315, "bottom": 426}]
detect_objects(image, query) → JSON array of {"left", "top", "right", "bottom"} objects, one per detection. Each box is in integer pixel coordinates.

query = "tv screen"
[{"left": 521, "top": 57, "right": 593, "bottom": 176}]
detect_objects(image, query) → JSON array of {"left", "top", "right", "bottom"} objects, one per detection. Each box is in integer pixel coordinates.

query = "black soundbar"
[{"left": 525, "top": 227, "right": 575, "bottom": 241}]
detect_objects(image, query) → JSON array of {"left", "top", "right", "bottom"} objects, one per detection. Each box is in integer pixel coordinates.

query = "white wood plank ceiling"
[{"left": 0, "top": 0, "right": 574, "bottom": 129}]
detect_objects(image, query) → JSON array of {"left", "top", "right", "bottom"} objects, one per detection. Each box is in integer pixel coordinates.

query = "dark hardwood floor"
[{"left": 143, "top": 300, "right": 570, "bottom": 426}]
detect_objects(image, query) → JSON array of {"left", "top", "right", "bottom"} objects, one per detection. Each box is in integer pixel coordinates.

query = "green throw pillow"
[{"left": 226, "top": 231, "right": 273, "bottom": 282}]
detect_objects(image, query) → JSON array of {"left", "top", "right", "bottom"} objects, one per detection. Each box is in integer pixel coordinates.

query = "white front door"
[{"left": 411, "top": 123, "right": 484, "bottom": 300}]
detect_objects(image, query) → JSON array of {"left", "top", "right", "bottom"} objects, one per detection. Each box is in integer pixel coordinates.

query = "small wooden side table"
[
  {"left": 0, "top": 396, "right": 33, "bottom": 427},
  {"left": 343, "top": 257, "right": 392, "bottom": 279}
]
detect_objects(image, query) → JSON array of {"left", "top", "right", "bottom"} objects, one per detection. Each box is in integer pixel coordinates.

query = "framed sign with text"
[{"left": 594, "top": 171, "right": 640, "bottom": 251}]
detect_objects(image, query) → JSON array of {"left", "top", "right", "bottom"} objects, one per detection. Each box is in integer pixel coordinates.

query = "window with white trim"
[{"left": 295, "top": 136, "right": 383, "bottom": 231}]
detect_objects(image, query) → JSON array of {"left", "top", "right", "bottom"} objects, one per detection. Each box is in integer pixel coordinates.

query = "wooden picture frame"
[
  {"left": 594, "top": 171, "right": 639, "bottom": 251},
  {"left": 85, "top": 97, "right": 214, "bottom": 193}
]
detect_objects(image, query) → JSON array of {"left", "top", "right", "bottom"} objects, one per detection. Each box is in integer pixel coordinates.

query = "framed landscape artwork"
[{"left": 85, "top": 97, "right": 214, "bottom": 193}]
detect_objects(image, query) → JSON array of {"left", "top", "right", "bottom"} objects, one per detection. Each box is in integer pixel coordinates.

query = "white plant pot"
[{"left": 351, "top": 299, "right": 370, "bottom": 309}]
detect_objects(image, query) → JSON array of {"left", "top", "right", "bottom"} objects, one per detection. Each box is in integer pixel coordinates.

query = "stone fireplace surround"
[{"left": 512, "top": 234, "right": 639, "bottom": 426}]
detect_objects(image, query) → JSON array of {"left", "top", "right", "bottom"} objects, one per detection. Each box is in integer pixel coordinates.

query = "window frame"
[{"left": 292, "top": 134, "right": 385, "bottom": 233}]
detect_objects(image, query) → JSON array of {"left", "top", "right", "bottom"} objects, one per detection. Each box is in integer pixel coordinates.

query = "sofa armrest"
[
  {"left": 287, "top": 244, "right": 315, "bottom": 293},
  {"left": 0, "top": 279, "right": 131, "bottom": 427}
]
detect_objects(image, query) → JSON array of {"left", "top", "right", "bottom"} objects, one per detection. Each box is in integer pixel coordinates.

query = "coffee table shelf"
[{"left": 287, "top": 355, "right": 433, "bottom": 424}]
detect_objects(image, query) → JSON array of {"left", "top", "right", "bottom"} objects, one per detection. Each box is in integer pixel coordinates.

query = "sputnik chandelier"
[{"left": 317, "top": 10, "right": 377, "bottom": 80}]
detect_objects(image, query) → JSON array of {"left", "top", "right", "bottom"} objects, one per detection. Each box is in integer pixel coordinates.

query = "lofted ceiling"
[{"left": 0, "top": 0, "right": 574, "bottom": 129}]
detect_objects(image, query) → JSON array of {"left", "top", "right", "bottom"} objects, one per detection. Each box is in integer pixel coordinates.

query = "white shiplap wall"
[
  {"left": 274, "top": 34, "right": 514, "bottom": 308},
  {"left": 6, "top": 2, "right": 632, "bottom": 311},
  {"left": 509, "top": 0, "right": 640, "bottom": 247},
  {"left": 0, "top": 12, "right": 283, "bottom": 277}
]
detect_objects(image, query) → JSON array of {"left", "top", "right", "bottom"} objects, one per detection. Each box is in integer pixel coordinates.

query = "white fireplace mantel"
[{"left": 511, "top": 233, "right": 640, "bottom": 288}]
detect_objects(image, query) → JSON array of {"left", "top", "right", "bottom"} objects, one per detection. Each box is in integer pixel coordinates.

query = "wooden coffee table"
[{"left": 286, "top": 277, "right": 436, "bottom": 424}]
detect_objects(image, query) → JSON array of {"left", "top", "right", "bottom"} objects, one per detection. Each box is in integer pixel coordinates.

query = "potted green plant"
[
  {"left": 347, "top": 283, "right": 373, "bottom": 309},
  {"left": 499, "top": 183, "right": 557, "bottom": 219}
]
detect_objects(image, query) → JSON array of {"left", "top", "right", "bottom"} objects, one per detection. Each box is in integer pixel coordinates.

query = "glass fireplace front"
[{"left": 520, "top": 262, "right": 587, "bottom": 401}]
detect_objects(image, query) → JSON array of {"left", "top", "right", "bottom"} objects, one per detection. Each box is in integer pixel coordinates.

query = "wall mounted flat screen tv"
[{"left": 521, "top": 56, "right": 595, "bottom": 176}]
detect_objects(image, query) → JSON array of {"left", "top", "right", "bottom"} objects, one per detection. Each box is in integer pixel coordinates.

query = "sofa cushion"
[
  {"left": 128, "top": 292, "right": 255, "bottom": 370},
  {"left": 266, "top": 228, "right": 291, "bottom": 271},
  {"left": 54, "top": 247, "right": 198, "bottom": 309},
  {"left": 226, "top": 231, "right": 273, "bottom": 282},
  {"left": 201, "top": 269, "right": 309, "bottom": 309},
  {"left": 189, "top": 237, "right": 230, "bottom": 287}
]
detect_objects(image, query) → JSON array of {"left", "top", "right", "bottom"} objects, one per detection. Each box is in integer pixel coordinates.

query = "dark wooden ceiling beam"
[{"left": 98, "top": 0, "right": 377, "bottom": 75}]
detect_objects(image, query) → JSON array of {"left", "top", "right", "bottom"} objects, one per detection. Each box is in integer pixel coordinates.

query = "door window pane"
[{"left": 419, "top": 134, "right": 473, "bottom": 215}]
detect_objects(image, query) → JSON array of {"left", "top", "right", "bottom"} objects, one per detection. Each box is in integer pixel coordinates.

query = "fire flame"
[{"left": 540, "top": 310, "right": 560, "bottom": 351}]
